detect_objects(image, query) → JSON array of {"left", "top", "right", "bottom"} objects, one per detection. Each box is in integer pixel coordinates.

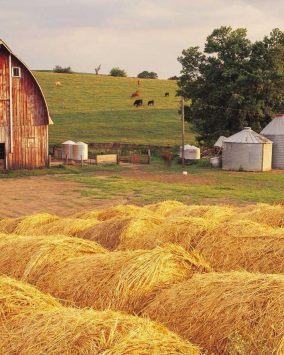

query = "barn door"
[{"left": 0, "top": 143, "right": 5, "bottom": 169}]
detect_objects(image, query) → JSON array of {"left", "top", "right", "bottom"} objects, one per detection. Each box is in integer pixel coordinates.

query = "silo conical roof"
[
  {"left": 260, "top": 114, "right": 284, "bottom": 135},
  {"left": 214, "top": 136, "right": 227, "bottom": 147},
  {"left": 224, "top": 127, "right": 272, "bottom": 144}
]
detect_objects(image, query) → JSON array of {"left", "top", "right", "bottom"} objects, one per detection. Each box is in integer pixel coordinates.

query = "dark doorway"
[{"left": 0, "top": 144, "right": 5, "bottom": 159}]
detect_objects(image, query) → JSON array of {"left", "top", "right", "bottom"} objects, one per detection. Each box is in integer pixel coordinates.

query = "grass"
[
  {"left": 33, "top": 72, "right": 194, "bottom": 145},
  {"left": 52, "top": 159, "right": 284, "bottom": 205}
]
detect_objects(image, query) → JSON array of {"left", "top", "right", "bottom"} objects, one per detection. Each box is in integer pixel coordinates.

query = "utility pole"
[{"left": 181, "top": 98, "right": 185, "bottom": 167}]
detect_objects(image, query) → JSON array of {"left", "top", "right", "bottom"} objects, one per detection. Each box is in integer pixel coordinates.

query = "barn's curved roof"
[
  {"left": 261, "top": 114, "right": 284, "bottom": 135},
  {"left": 0, "top": 39, "right": 53, "bottom": 125},
  {"left": 224, "top": 127, "right": 272, "bottom": 144}
]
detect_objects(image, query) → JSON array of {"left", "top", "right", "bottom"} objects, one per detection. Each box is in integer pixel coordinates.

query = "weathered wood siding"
[{"left": 0, "top": 46, "right": 49, "bottom": 169}]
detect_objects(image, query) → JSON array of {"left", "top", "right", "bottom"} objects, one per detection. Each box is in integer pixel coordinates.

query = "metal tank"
[
  {"left": 180, "top": 145, "right": 201, "bottom": 160},
  {"left": 62, "top": 140, "right": 75, "bottom": 160},
  {"left": 261, "top": 114, "right": 284, "bottom": 169},
  {"left": 222, "top": 127, "right": 272, "bottom": 172},
  {"left": 73, "top": 141, "right": 88, "bottom": 161}
]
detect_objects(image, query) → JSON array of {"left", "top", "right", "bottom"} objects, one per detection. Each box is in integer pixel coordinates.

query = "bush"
[
  {"left": 137, "top": 71, "right": 158, "bottom": 79},
  {"left": 53, "top": 66, "right": 73, "bottom": 74},
  {"left": 110, "top": 67, "right": 127, "bottom": 77},
  {"left": 168, "top": 75, "right": 179, "bottom": 80}
]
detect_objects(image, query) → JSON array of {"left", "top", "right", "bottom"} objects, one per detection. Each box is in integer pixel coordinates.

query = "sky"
[{"left": 0, "top": 0, "right": 284, "bottom": 78}]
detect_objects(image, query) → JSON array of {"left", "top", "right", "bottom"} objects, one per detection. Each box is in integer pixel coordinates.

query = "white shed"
[
  {"left": 179, "top": 145, "right": 200, "bottom": 160},
  {"left": 260, "top": 114, "right": 284, "bottom": 169},
  {"left": 222, "top": 127, "right": 272, "bottom": 172}
]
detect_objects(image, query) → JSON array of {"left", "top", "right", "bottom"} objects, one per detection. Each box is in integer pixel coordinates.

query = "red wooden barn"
[{"left": 0, "top": 40, "right": 52, "bottom": 170}]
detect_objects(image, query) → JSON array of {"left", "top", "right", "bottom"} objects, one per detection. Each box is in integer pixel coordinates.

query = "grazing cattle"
[
  {"left": 148, "top": 100, "right": 154, "bottom": 106},
  {"left": 131, "top": 90, "right": 140, "bottom": 98},
  {"left": 133, "top": 99, "right": 143, "bottom": 107},
  {"left": 55, "top": 81, "right": 62, "bottom": 87},
  {"left": 165, "top": 92, "right": 169, "bottom": 97}
]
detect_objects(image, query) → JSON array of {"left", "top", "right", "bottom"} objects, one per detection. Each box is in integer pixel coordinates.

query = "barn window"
[
  {"left": 12, "top": 67, "right": 21, "bottom": 77},
  {"left": 0, "top": 144, "right": 5, "bottom": 159}
]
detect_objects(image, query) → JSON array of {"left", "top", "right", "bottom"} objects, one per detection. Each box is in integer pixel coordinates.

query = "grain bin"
[
  {"left": 62, "top": 141, "right": 75, "bottom": 160},
  {"left": 214, "top": 136, "right": 227, "bottom": 148},
  {"left": 222, "top": 127, "right": 272, "bottom": 172},
  {"left": 73, "top": 141, "right": 88, "bottom": 161},
  {"left": 261, "top": 114, "right": 284, "bottom": 169},
  {"left": 180, "top": 145, "right": 200, "bottom": 160}
]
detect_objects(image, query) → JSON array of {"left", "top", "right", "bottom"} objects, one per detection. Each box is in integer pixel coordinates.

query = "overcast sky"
[{"left": 1, "top": 0, "right": 283, "bottom": 78}]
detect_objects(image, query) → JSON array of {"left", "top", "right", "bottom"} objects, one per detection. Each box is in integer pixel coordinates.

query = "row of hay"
[
  {"left": 0, "top": 213, "right": 100, "bottom": 237},
  {"left": 0, "top": 276, "right": 199, "bottom": 354},
  {"left": 0, "top": 235, "right": 210, "bottom": 314},
  {"left": 0, "top": 233, "right": 106, "bottom": 279},
  {"left": 76, "top": 214, "right": 284, "bottom": 274},
  {"left": 144, "top": 272, "right": 284, "bottom": 354}
]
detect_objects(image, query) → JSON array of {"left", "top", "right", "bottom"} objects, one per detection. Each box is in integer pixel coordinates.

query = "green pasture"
[{"left": 33, "top": 72, "right": 194, "bottom": 145}]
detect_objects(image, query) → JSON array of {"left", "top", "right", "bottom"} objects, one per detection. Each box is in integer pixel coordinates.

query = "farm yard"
[{"left": 0, "top": 34, "right": 284, "bottom": 354}]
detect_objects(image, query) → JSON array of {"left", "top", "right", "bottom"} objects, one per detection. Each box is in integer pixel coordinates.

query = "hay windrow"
[
  {"left": 0, "top": 277, "right": 200, "bottom": 355},
  {"left": 31, "top": 244, "right": 211, "bottom": 314},
  {"left": 78, "top": 216, "right": 165, "bottom": 251},
  {"left": 195, "top": 219, "right": 284, "bottom": 273},
  {"left": 31, "top": 218, "right": 100, "bottom": 237},
  {"left": 77, "top": 204, "right": 156, "bottom": 221},
  {"left": 14, "top": 213, "right": 59, "bottom": 235},
  {"left": 0, "top": 276, "right": 60, "bottom": 319},
  {"left": 0, "top": 234, "right": 106, "bottom": 280},
  {"left": 239, "top": 203, "right": 284, "bottom": 227},
  {"left": 144, "top": 272, "right": 284, "bottom": 354}
]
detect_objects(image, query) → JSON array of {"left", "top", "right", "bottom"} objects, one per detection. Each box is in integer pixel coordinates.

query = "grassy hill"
[{"left": 33, "top": 72, "right": 194, "bottom": 146}]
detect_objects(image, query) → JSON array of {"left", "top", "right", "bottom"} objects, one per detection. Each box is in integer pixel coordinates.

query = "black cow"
[
  {"left": 148, "top": 100, "right": 154, "bottom": 106},
  {"left": 133, "top": 99, "right": 143, "bottom": 107},
  {"left": 165, "top": 92, "right": 169, "bottom": 97}
]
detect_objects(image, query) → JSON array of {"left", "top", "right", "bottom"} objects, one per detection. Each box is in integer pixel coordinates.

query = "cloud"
[{"left": 0, "top": 0, "right": 283, "bottom": 77}]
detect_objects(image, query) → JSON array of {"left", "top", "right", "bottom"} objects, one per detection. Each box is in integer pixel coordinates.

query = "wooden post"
[
  {"left": 181, "top": 98, "right": 185, "bottom": 167},
  {"left": 148, "top": 149, "right": 151, "bottom": 164},
  {"left": 65, "top": 154, "right": 68, "bottom": 165},
  {"left": 48, "top": 155, "right": 51, "bottom": 168},
  {"left": 81, "top": 155, "right": 83, "bottom": 167}
]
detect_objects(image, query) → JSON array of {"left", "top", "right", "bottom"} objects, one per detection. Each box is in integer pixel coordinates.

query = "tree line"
[{"left": 177, "top": 26, "right": 284, "bottom": 147}]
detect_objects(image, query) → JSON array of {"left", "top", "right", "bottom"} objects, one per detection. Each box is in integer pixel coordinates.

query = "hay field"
[{"left": 0, "top": 201, "right": 283, "bottom": 354}]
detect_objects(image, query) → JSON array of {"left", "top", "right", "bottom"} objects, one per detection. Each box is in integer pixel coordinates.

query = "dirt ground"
[
  {"left": 0, "top": 168, "right": 215, "bottom": 218},
  {"left": 0, "top": 176, "right": 115, "bottom": 218}
]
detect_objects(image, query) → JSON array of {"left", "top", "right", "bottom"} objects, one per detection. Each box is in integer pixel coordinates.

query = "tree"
[
  {"left": 94, "top": 65, "right": 101, "bottom": 75},
  {"left": 168, "top": 75, "right": 179, "bottom": 80},
  {"left": 137, "top": 71, "right": 158, "bottom": 79},
  {"left": 110, "top": 67, "right": 127, "bottom": 77},
  {"left": 53, "top": 65, "right": 73, "bottom": 74},
  {"left": 178, "top": 27, "right": 284, "bottom": 147}
]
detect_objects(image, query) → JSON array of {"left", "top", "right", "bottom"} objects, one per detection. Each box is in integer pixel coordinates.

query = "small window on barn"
[{"left": 12, "top": 67, "right": 21, "bottom": 77}]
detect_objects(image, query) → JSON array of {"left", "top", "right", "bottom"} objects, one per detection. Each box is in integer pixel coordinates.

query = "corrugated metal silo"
[
  {"left": 73, "top": 141, "right": 88, "bottom": 161},
  {"left": 62, "top": 140, "right": 75, "bottom": 159},
  {"left": 260, "top": 114, "right": 284, "bottom": 169},
  {"left": 222, "top": 127, "right": 272, "bottom": 172}
]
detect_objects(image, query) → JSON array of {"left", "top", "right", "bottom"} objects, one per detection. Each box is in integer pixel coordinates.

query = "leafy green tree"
[
  {"left": 110, "top": 67, "right": 127, "bottom": 77},
  {"left": 137, "top": 71, "right": 158, "bottom": 79},
  {"left": 178, "top": 27, "right": 284, "bottom": 146}
]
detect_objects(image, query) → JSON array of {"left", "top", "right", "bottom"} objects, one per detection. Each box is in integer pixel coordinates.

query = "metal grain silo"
[
  {"left": 260, "top": 114, "right": 284, "bottom": 169},
  {"left": 222, "top": 127, "right": 272, "bottom": 172},
  {"left": 62, "top": 140, "right": 75, "bottom": 160},
  {"left": 73, "top": 141, "right": 88, "bottom": 161}
]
